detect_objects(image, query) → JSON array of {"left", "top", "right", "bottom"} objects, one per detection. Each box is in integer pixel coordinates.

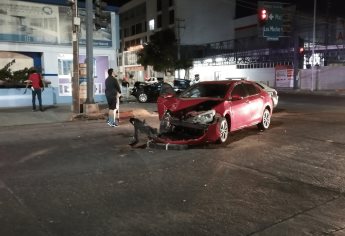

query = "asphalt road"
[{"left": 0, "top": 94, "right": 345, "bottom": 236}]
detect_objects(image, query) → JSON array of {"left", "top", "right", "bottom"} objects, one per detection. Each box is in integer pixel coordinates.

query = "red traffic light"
[
  {"left": 259, "top": 8, "right": 268, "bottom": 21},
  {"left": 299, "top": 47, "right": 304, "bottom": 54}
]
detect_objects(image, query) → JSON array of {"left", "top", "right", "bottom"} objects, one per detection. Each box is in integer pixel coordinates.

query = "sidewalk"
[
  {"left": 1, "top": 89, "right": 344, "bottom": 127},
  {"left": 277, "top": 88, "right": 345, "bottom": 97},
  {"left": 0, "top": 100, "right": 157, "bottom": 127}
]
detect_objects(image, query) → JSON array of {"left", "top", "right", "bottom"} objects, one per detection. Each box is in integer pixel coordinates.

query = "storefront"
[{"left": 0, "top": 0, "right": 118, "bottom": 107}]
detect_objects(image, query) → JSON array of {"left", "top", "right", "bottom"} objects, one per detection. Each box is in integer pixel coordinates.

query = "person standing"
[
  {"left": 27, "top": 67, "right": 45, "bottom": 112},
  {"left": 105, "top": 68, "right": 121, "bottom": 127}
]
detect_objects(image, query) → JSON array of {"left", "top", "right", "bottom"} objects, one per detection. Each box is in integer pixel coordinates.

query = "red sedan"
[{"left": 155, "top": 80, "right": 273, "bottom": 145}]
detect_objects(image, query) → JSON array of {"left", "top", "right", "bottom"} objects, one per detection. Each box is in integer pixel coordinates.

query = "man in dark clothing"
[{"left": 105, "top": 68, "right": 121, "bottom": 127}]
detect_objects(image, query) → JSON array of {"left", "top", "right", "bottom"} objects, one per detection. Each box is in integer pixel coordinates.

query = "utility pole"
[
  {"left": 311, "top": 0, "right": 317, "bottom": 91},
  {"left": 70, "top": 0, "right": 80, "bottom": 113},
  {"left": 85, "top": 0, "right": 95, "bottom": 104},
  {"left": 175, "top": 18, "right": 185, "bottom": 79}
]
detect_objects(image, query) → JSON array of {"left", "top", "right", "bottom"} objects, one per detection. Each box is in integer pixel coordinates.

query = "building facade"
[
  {"left": 0, "top": 0, "right": 120, "bottom": 107},
  {"left": 118, "top": 0, "right": 236, "bottom": 82}
]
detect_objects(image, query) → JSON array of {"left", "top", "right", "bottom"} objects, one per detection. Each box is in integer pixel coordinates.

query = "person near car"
[
  {"left": 105, "top": 68, "right": 121, "bottom": 127},
  {"left": 26, "top": 67, "right": 45, "bottom": 112},
  {"left": 164, "top": 75, "right": 174, "bottom": 87}
]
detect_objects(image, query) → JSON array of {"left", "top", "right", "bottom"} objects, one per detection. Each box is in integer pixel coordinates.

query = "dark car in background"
[
  {"left": 173, "top": 79, "right": 191, "bottom": 93},
  {"left": 131, "top": 81, "right": 174, "bottom": 103},
  {"left": 131, "top": 78, "right": 191, "bottom": 103}
]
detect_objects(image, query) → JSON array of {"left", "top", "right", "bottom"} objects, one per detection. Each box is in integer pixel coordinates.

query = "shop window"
[
  {"left": 58, "top": 59, "right": 72, "bottom": 76},
  {"left": 94, "top": 83, "right": 102, "bottom": 95}
]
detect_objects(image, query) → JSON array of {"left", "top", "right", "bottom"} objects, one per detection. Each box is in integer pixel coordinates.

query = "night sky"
[
  {"left": 103, "top": 0, "right": 345, "bottom": 19},
  {"left": 236, "top": 0, "right": 345, "bottom": 18}
]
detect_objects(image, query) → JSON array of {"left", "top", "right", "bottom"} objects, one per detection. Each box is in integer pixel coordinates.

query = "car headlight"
[{"left": 190, "top": 110, "right": 216, "bottom": 124}]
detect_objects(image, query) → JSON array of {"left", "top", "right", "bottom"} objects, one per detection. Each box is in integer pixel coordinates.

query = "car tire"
[
  {"left": 138, "top": 92, "right": 148, "bottom": 103},
  {"left": 216, "top": 117, "right": 229, "bottom": 144},
  {"left": 257, "top": 108, "right": 271, "bottom": 131}
]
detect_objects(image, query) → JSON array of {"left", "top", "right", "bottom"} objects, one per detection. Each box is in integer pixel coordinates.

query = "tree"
[
  {"left": 0, "top": 59, "right": 31, "bottom": 88},
  {"left": 137, "top": 29, "right": 193, "bottom": 73}
]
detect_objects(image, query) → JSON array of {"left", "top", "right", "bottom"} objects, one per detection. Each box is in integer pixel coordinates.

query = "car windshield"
[{"left": 180, "top": 83, "right": 230, "bottom": 98}]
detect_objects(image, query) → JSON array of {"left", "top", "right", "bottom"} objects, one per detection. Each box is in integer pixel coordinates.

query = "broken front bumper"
[{"left": 153, "top": 118, "right": 221, "bottom": 145}]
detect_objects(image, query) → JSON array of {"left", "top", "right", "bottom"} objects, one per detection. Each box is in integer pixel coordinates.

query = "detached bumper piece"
[{"left": 147, "top": 140, "right": 189, "bottom": 150}]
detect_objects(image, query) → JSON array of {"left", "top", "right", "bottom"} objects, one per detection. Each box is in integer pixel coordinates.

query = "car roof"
[{"left": 197, "top": 80, "right": 242, "bottom": 85}]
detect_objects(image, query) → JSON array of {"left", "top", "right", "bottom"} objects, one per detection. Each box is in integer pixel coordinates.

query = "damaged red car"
[{"left": 155, "top": 80, "right": 273, "bottom": 145}]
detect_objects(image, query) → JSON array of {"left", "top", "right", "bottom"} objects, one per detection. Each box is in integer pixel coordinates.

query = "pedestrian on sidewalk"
[
  {"left": 25, "top": 67, "right": 45, "bottom": 112},
  {"left": 105, "top": 68, "right": 121, "bottom": 127}
]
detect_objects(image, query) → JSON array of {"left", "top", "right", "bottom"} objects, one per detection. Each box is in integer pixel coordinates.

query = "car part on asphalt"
[{"left": 129, "top": 117, "right": 158, "bottom": 146}]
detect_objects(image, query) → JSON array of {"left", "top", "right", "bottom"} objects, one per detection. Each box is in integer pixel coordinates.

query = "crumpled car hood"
[
  {"left": 156, "top": 97, "right": 225, "bottom": 145},
  {"left": 160, "top": 97, "right": 223, "bottom": 117}
]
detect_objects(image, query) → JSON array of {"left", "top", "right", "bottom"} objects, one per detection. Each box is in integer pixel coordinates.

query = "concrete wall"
[
  {"left": 190, "top": 64, "right": 277, "bottom": 87},
  {"left": 190, "top": 64, "right": 345, "bottom": 90},
  {"left": 300, "top": 66, "right": 345, "bottom": 90},
  {"left": 234, "top": 15, "right": 258, "bottom": 39},
  {"left": 0, "top": 88, "right": 106, "bottom": 108}
]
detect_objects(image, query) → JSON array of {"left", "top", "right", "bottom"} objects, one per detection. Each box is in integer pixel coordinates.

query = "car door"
[
  {"left": 229, "top": 82, "right": 250, "bottom": 130},
  {"left": 243, "top": 82, "right": 265, "bottom": 124}
]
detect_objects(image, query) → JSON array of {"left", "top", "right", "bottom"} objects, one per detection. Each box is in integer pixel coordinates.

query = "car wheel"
[
  {"left": 257, "top": 108, "right": 271, "bottom": 131},
  {"left": 217, "top": 117, "right": 229, "bottom": 144},
  {"left": 138, "top": 92, "right": 148, "bottom": 103}
]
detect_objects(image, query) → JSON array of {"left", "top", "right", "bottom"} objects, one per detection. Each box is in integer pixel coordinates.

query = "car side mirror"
[{"left": 231, "top": 94, "right": 243, "bottom": 101}]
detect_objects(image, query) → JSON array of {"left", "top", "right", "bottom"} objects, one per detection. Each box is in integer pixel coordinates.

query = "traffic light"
[
  {"left": 258, "top": 8, "right": 268, "bottom": 25},
  {"left": 298, "top": 37, "right": 305, "bottom": 56},
  {"left": 94, "top": 0, "right": 108, "bottom": 30},
  {"left": 297, "top": 37, "right": 305, "bottom": 68}
]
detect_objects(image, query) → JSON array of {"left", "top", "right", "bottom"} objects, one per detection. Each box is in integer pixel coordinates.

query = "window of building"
[
  {"left": 157, "top": 14, "right": 162, "bottom": 28},
  {"left": 136, "top": 23, "right": 142, "bottom": 34},
  {"left": 169, "top": 10, "right": 174, "bottom": 24},
  {"left": 131, "top": 25, "right": 136, "bottom": 36},
  {"left": 124, "top": 28, "right": 129, "bottom": 37},
  {"left": 157, "top": 0, "right": 162, "bottom": 11},
  {"left": 58, "top": 59, "right": 72, "bottom": 76},
  {"left": 149, "top": 19, "right": 155, "bottom": 31}
]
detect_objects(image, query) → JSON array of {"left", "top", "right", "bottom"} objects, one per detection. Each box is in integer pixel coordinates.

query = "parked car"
[
  {"left": 131, "top": 81, "right": 174, "bottom": 103},
  {"left": 173, "top": 79, "right": 191, "bottom": 93},
  {"left": 145, "top": 77, "right": 164, "bottom": 84},
  {"left": 255, "top": 82, "right": 279, "bottom": 108},
  {"left": 155, "top": 80, "right": 273, "bottom": 145}
]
